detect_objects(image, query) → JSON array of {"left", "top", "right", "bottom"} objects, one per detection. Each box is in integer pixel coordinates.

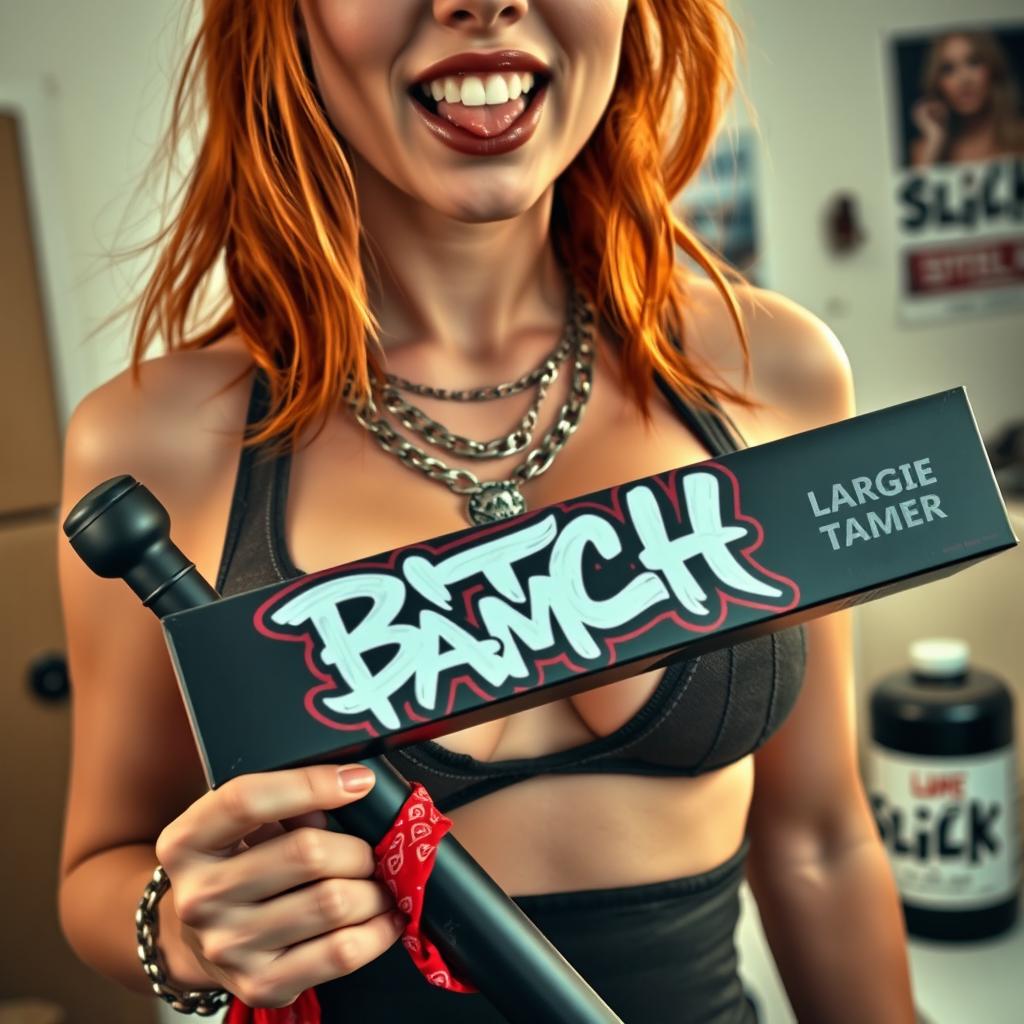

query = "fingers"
[
  {"left": 158, "top": 764, "right": 375, "bottom": 864},
  {"left": 238, "top": 876, "right": 395, "bottom": 946},
  {"left": 240, "top": 821, "right": 286, "bottom": 850},
  {"left": 913, "top": 99, "right": 948, "bottom": 131},
  {"left": 238, "top": 809, "right": 331, "bottom": 852},
  {"left": 201, "top": 827, "right": 378, "bottom": 905},
  {"left": 251, "top": 909, "right": 406, "bottom": 1004},
  {"left": 152, "top": 764, "right": 405, "bottom": 1008},
  {"left": 281, "top": 809, "right": 330, "bottom": 831},
  {"left": 187, "top": 899, "right": 404, "bottom": 1009}
]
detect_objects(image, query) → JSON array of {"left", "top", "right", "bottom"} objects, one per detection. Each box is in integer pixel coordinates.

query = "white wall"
[
  {"left": 733, "top": 0, "right": 1024, "bottom": 434},
  {"left": 0, "top": 0, "right": 195, "bottom": 418}
]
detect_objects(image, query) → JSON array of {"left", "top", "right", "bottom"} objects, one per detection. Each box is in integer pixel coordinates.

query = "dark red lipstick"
[
  {"left": 407, "top": 50, "right": 551, "bottom": 157},
  {"left": 410, "top": 49, "right": 551, "bottom": 87}
]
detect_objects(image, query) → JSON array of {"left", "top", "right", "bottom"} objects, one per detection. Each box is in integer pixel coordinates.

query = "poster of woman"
[{"left": 887, "top": 24, "right": 1024, "bottom": 323}]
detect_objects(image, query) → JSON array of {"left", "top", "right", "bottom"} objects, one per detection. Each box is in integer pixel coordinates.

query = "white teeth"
[
  {"left": 460, "top": 75, "right": 487, "bottom": 106},
  {"left": 484, "top": 73, "right": 509, "bottom": 104},
  {"left": 417, "top": 70, "right": 538, "bottom": 107}
]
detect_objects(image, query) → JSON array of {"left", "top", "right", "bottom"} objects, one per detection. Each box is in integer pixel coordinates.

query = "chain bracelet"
[{"left": 136, "top": 865, "right": 230, "bottom": 1016}]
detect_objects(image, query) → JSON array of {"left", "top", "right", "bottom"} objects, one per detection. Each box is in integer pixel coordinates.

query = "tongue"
[{"left": 437, "top": 97, "right": 529, "bottom": 137}]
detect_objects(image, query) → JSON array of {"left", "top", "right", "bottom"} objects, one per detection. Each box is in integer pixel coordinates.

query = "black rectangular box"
[{"left": 163, "top": 387, "right": 1017, "bottom": 787}]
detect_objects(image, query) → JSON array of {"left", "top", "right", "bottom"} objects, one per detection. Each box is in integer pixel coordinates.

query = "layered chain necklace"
[{"left": 350, "top": 282, "right": 596, "bottom": 526}]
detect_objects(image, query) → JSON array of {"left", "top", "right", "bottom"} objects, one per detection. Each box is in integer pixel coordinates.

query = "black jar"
[{"left": 868, "top": 638, "right": 1020, "bottom": 941}]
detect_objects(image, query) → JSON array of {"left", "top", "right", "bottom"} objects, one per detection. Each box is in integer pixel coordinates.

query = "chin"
[
  {"left": 432, "top": 180, "right": 548, "bottom": 224},
  {"left": 947, "top": 93, "right": 987, "bottom": 118}
]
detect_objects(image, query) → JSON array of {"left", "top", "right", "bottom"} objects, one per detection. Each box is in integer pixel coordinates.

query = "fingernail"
[
  {"left": 338, "top": 766, "right": 374, "bottom": 792},
  {"left": 391, "top": 911, "right": 406, "bottom": 929}
]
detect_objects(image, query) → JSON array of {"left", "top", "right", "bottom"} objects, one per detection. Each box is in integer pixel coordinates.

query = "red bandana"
[
  {"left": 224, "top": 987, "right": 321, "bottom": 1024},
  {"left": 226, "top": 783, "right": 476, "bottom": 1022},
  {"left": 373, "top": 783, "right": 478, "bottom": 993}
]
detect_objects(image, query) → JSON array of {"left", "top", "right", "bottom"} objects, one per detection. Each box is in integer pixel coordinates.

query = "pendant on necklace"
[{"left": 467, "top": 481, "right": 527, "bottom": 525}]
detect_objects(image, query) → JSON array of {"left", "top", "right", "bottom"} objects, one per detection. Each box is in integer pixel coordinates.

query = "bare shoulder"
[
  {"left": 681, "top": 276, "right": 855, "bottom": 443},
  {"left": 61, "top": 334, "right": 256, "bottom": 518}
]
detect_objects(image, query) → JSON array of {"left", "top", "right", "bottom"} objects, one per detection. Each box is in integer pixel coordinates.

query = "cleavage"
[{"left": 424, "top": 663, "right": 668, "bottom": 762}]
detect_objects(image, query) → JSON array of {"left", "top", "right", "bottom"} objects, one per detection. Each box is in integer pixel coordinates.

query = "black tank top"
[{"left": 216, "top": 369, "right": 807, "bottom": 811}]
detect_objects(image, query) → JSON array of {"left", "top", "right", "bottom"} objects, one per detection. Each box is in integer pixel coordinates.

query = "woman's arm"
[
  {"left": 56, "top": 350, "right": 254, "bottom": 994},
  {"left": 742, "top": 302, "right": 916, "bottom": 1023},
  {"left": 746, "top": 611, "right": 915, "bottom": 1023}
]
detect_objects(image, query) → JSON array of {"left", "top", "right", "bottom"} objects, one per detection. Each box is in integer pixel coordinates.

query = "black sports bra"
[{"left": 216, "top": 369, "right": 807, "bottom": 813}]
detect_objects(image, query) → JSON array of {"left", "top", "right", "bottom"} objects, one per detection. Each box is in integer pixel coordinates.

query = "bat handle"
[
  {"left": 329, "top": 758, "right": 621, "bottom": 1023},
  {"left": 64, "top": 477, "right": 622, "bottom": 1024}
]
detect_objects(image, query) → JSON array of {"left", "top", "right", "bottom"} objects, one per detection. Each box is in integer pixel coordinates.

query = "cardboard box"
[
  {"left": 0, "top": 114, "right": 63, "bottom": 516},
  {"left": 163, "top": 387, "right": 1018, "bottom": 787}
]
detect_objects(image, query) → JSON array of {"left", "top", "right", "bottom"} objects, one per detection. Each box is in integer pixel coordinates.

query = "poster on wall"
[
  {"left": 674, "top": 128, "right": 764, "bottom": 285},
  {"left": 886, "top": 23, "right": 1024, "bottom": 324}
]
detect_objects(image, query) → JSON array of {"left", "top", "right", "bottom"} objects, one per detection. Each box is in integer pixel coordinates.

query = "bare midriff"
[{"left": 445, "top": 758, "right": 755, "bottom": 896}]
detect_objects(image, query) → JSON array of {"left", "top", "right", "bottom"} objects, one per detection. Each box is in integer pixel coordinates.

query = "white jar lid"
[{"left": 909, "top": 637, "right": 970, "bottom": 677}]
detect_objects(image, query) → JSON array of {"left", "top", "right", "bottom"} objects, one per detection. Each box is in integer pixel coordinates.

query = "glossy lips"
[
  {"left": 410, "top": 80, "right": 548, "bottom": 156},
  {"left": 408, "top": 50, "right": 551, "bottom": 157},
  {"left": 410, "top": 48, "right": 551, "bottom": 86}
]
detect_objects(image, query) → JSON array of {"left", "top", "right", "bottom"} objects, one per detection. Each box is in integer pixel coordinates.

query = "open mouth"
[{"left": 407, "top": 71, "right": 551, "bottom": 143}]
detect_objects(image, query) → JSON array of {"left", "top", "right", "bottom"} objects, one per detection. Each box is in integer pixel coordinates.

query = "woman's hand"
[
  {"left": 155, "top": 764, "right": 406, "bottom": 1009},
  {"left": 910, "top": 98, "right": 950, "bottom": 165}
]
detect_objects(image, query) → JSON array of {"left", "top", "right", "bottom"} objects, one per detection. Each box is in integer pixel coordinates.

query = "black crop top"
[{"left": 216, "top": 369, "right": 807, "bottom": 813}]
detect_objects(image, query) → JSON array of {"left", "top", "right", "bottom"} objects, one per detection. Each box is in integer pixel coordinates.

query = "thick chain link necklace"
[
  {"left": 385, "top": 325, "right": 576, "bottom": 402},
  {"left": 379, "top": 330, "right": 572, "bottom": 459},
  {"left": 350, "top": 285, "right": 596, "bottom": 526}
]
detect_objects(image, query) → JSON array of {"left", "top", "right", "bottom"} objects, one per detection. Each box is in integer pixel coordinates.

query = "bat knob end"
[{"left": 63, "top": 475, "right": 172, "bottom": 579}]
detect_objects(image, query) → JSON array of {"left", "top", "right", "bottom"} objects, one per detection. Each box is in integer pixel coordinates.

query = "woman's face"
[
  {"left": 933, "top": 36, "right": 993, "bottom": 117},
  {"left": 297, "top": 0, "right": 630, "bottom": 223}
]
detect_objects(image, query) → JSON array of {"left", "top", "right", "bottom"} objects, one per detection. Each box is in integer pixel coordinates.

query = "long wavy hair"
[
  {"left": 121, "top": 0, "right": 755, "bottom": 456},
  {"left": 920, "top": 30, "right": 1024, "bottom": 162}
]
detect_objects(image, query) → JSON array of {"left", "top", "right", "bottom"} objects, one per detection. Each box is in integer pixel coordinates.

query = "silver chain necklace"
[
  {"left": 350, "top": 287, "right": 596, "bottom": 525},
  {"left": 379, "top": 336, "right": 570, "bottom": 459},
  {"left": 384, "top": 324, "right": 576, "bottom": 402}
]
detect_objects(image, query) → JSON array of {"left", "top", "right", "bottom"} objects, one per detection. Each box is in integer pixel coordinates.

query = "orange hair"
[{"left": 122, "top": 0, "right": 754, "bottom": 456}]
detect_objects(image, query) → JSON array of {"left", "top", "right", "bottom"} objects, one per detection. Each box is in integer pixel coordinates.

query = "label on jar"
[{"left": 867, "top": 743, "right": 1020, "bottom": 909}]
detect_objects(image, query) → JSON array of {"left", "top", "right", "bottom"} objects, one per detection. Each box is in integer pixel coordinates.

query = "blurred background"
[{"left": 1, "top": 0, "right": 1022, "bottom": 1021}]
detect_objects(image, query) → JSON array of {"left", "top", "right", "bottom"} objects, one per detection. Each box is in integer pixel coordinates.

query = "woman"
[
  {"left": 56, "top": 1, "right": 916, "bottom": 1021},
  {"left": 910, "top": 30, "right": 1024, "bottom": 167}
]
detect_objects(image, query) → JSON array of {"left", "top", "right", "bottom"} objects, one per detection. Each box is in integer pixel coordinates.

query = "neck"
[
  {"left": 954, "top": 107, "right": 997, "bottom": 143},
  {"left": 352, "top": 152, "right": 570, "bottom": 365}
]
